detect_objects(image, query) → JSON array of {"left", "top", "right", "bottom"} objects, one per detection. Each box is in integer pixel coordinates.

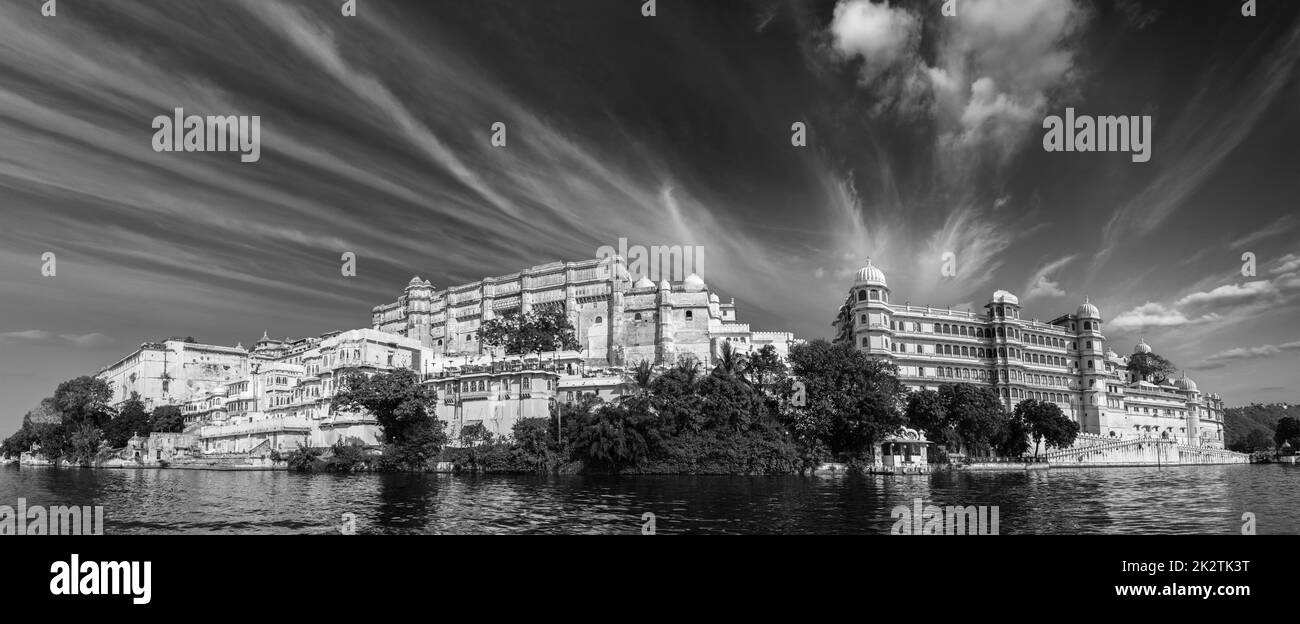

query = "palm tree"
[
  {"left": 618, "top": 360, "right": 655, "bottom": 404},
  {"left": 715, "top": 340, "right": 745, "bottom": 377}
]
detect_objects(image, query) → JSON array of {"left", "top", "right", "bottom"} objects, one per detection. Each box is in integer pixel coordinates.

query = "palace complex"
[
  {"left": 834, "top": 259, "right": 1226, "bottom": 448},
  {"left": 93, "top": 256, "right": 797, "bottom": 455}
]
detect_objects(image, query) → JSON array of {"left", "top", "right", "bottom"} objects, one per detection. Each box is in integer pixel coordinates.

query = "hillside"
[{"left": 1224, "top": 402, "right": 1295, "bottom": 452}]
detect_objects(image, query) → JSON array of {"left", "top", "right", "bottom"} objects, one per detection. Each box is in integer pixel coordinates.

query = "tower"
[
  {"left": 850, "top": 259, "right": 893, "bottom": 359},
  {"left": 1075, "top": 297, "right": 1107, "bottom": 435},
  {"left": 1176, "top": 372, "right": 1201, "bottom": 446},
  {"left": 984, "top": 290, "right": 1023, "bottom": 409}
]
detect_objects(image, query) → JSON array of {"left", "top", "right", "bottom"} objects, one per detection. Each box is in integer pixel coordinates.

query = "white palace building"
[{"left": 834, "top": 259, "right": 1226, "bottom": 449}]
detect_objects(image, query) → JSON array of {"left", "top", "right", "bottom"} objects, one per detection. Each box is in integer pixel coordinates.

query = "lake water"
[{"left": 1, "top": 464, "right": 1295, "bottom": 534}]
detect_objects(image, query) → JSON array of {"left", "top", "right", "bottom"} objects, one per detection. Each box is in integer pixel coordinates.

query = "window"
[
  {"left": 870, "top": 289, "right": 880, "bottom": 301},
  {"left": 862, "top": 337, "right": 869, "bottom": 347},
  {"left": 634, "top": 313, "right": 642, "bottom": 321},
  {"left": 685, "top": 311, "right": 694, "bottom": 321},
  {"left": 861, "top": 314, "right": 868, "bottom": 324},
  {"left": 857, "top": 290, "right": 866, "bottom": 301},
  {"left": 596, "top": 316, "right": 603, "bottom": 324}
]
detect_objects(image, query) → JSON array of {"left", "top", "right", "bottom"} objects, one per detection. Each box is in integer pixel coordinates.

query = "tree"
[
  {"left": 1275, "top": 416, "right": 1300, "bottom": 451},
  {"left": 1013, "top": 399, "right": 1079, "bottom": 460},
  {"left": 1127, "top": 352, "right": 1177, "bottom": 384},
  {"left": 104, "top": 393, "right": 151, "bottom": 448},
  {"left": 331, "top": 368, "right": 447, "bottom": 470},
  {"left": 571, "top": 404, "right": 651, "bottom": 472},
  {"left": 149, "top": 405, "right": 186, "bottom": 433},
  {"left": 939, "top": 384, "right": 1008, "bottom": 457},
  {"left": 743, "top": 344, "right": 788, "bottom": 397},
  {"left": 617, "top": 360, "right": 656, "bottom": 406},
  {"left": 783, "top": 340, "right": 906, "bottom": 463},
  {"left": 713, "top": 340, "right": 747, "bottom": 378},
  {"left": 458, "top": 422, "right": 493, "bottom": 447},
  {"left": 477, "top": 308, "right": 579, "bottom": 357},
  {"left": 67, "top": 423, "right": 103, "bottom": 467},
  {"left": 904, "top": 390, "right": 955, "bottom": 451},
  {"left": 52, "top": 376, "right": 114, "bottom": 428}
]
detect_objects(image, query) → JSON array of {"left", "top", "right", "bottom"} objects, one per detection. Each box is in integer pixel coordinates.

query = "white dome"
[
  {"left": 683, "top": 273, "right": 705, "bottom": 292},
  {"left": 1175, "top": 374, "right": 1199, "bottom": 392},
  {"left": 709, "top": 292, "right": 719, "bottom": 303},
  {"left": 855, "top": 258, "right": 887, "bottom": 287},
  {"left": 990, "top": 290, "right": 1019, "bottom": 306},
  {"left": 1077, "top": 297, "right": 1100, "bottom": 319},
  {"left": 408, "top": 276, "right": 423, "bottom": 286},
  {"left": 658, "top": 279, "right": 671, "bottom": 291},
  {"left": 633, "top": 276, "right": 654, "bottom": 289},
  {"left": 1134, "top": 340, "right": 1152, "bottom": 354}
]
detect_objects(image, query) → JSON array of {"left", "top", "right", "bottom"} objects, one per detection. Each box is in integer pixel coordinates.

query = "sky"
[{"left": 0, "top": 0, "right": 1297, "bottom": 432}]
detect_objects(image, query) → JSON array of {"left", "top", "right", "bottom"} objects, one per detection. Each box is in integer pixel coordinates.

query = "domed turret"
[
  {"left": 633, "top": 276, "right": 654, "bottom": 289},
  {"left": 658, "top": 279, "right": 671, "bottom": 291},
  {"left": 1077, "top": 297, "right": 1100, "bottom": 319},
  {"left": 408, "top": 276, "right": 423, "bottom": 286},
  {"left": 989, "top": 290, "right": 1020, "bottom": 306},
  {"left": 1134, "top": 339, "right": 1152, "bottom": 354},
  {"left": 683, "top": 273, "right": 705, "bottom": 292},
  {"left": 1175, "top": 373, "right": 1199, "bottom": 392},
  {"left": 709, "top": 292, "right": 719, "bottom": 303},
  {"left": 855, "top": 258, "right": 887, "bottom": 287}
]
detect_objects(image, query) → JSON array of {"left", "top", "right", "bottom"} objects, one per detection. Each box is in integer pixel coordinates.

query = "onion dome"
[
  {"left": 683, "top": 273, "right": 705, "bottom": 292},
  {"left": 855, "top": 258, "right": 887, "bottom": 287},
  {"left": 1175, "top": 373, "right": 1199, "bottom": 392},
  {"left": 1077, "top": 296, "right": 1100, "bottom": 319},
  {"left": 1134, "top": 339, "right": 1152, "bottom": 354},
  {"left": 658, "top": 279, "right": 671, "bottom": 291}
]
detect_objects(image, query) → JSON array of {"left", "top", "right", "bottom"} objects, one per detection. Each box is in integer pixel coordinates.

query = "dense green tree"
[
  {"left": 149, "top": 405, "right": 186, "bottom": 433},
  {"left": 1126, "top": 352, "right": 1177, "bottom": 384},
  {"left": 477, "top": 308, "right": 579, "bottom": 357},
  {"left": 1013, "top": 399, "right": 1079, "bottom": 460},
  {"left": 904, "top": 390, "right": 955, "bottom": 451},
  {"left": 332, "top": 368, "right": 447, "bottom": 470},
  {"left": 104, "top": 393, "right": 151, "bottom": 448},
  {"left": 783, "top": 340, "right": 906, "bottom": 463},
  {"left": 743, "top": 344, "right": 788, "bottom": 397},
  {"left": 713, "top": 340, "right": 747, "bottom": 377},
  {"left": 939, "top": 384, "right": 1008, "bottom": 457},
  {"left": 571, "top": 404, "right": 652, "bottom": 472},
  {"left": 1275, "top": 416, "right": 1300, "bottom": 450},
  {"left": 66, "top": 423, "right": 103, "bottom": 467},
  {"left": 51, "top": 376, "right": 114, "bottom": 428}
]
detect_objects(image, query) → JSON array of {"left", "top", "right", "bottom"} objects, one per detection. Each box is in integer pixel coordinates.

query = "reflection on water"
[{"left": 0, "top": 464, "right": 1294, "bottom": 534}]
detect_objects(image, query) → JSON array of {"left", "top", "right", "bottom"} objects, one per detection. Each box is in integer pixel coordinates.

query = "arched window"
[
  {"left": 595, "top": 316, "right": 603, "bottom": 324},
  {"left": 961, "top": 346, "right": 969, "bottom": 356},
  {"left": 862, "top": 337, "right": 869, "bottom": 347},
  {"left": 857, "top": 290, "right": 866, "bottom": 302},
  {"left": 634, "top": 313, "right": 642, "bottom": 321},
  {"left": 997, "top": 327, "right": 1005, "bottom": 338},
  {"left": 685, "top": 311, "right": 693, "bottom": 321},
  {"left": 870, "top": 289, "right": 880, "bottom": 300},
  {"left": 934, "top": 323, "right": 942, "bottom": 332},
  {"left": 998, "top": 347, "right": 1006, "bottom": 357}
]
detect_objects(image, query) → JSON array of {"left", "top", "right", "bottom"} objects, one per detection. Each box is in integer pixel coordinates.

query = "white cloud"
[
  {"left": 0, "top": 330, "right": 113, "bottom": 348},
  {"left": 1175, "top": 280, "right": 1276, "bottom": 309},
  {"left": 1195, "top": 341, "right": 1300, "bottom": 369},
  {"left": 1022, "top": 255, "right": 1075, "bottom": 300},
  {"left": 829, "top": 0, "right": 920, "bottom": 84},
  {"left": 826, "top": 0, "right": 1090, "bottom": 176},
  {"left": 1108, "top": 302, "right": 1217, "bottom": 331}
]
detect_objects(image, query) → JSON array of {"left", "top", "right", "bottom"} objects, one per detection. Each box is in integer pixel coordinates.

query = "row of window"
[{"left": 453, "top": 378, "right": 555, "bottom": 393}]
